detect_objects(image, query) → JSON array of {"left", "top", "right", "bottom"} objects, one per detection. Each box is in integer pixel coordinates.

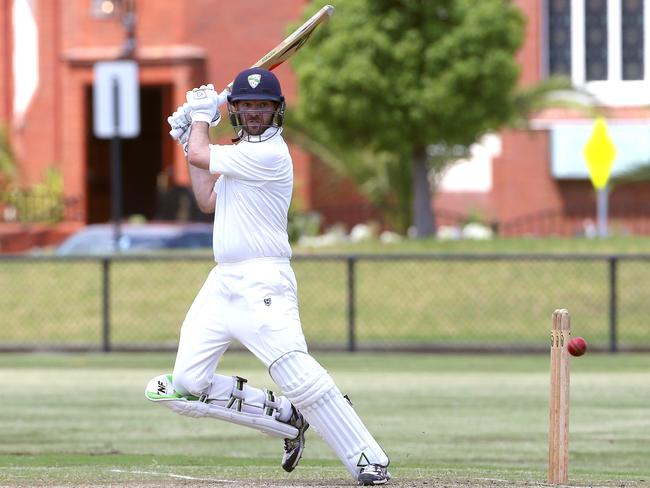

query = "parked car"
[{"left": 55, "top": 222, "right": 213, "bottom": 255}]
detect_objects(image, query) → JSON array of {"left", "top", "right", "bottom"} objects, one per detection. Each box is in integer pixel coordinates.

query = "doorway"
[{"left": 85, "top": 84, "right": 171, "bottom": 223}]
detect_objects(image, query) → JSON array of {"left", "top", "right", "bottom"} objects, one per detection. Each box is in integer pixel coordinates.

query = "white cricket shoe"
[
  {"left": 281, "top": 407, "right": 309, "bottom": 472},
  {"left": 357, "top": 463, "right": 391, "bottom": 485}
]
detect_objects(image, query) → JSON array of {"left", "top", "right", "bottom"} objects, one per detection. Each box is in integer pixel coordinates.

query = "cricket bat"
[
  {"left": 215, "top": 4, "right": 335, "bottom": 106},
  {"left": 175, "top": 5, "right": 333, "bottom": 131}
]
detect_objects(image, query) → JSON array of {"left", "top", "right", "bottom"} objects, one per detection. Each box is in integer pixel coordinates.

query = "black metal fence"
[
  {"left": 434, "top": 204, "right": 650, "bottom": 237},
  {"left": 1, "top": 253, "right": 649, "bottom": 353}
]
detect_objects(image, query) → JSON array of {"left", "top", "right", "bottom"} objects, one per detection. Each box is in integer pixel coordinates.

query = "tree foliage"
[
  {"left": 284, "top": 124, "right": 412, "bottom": 230},
  {"left": 294, "top": 0, "right": 524, "bottom": 147},
  {"left": 611, "top": 162, "right": 650, "bottom": 187},
  {"left": 0, "top": 125, "right": 17, "bottom": 188},
  {"left": 289, "top": 0, "right": 527, "bottom": 235}
]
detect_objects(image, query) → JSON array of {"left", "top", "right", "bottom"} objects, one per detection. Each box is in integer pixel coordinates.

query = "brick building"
[
  {"left": 0, "top": 0, "right": 380, "bottom": 251},
  {"left": 436, "top": 0, "right": 650, "bottom": 236},
  {"left": 2, "top": 0, "right": 650, "bottom": 251}
]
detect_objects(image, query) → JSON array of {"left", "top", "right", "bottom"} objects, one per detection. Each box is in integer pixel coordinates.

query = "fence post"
[
  {"left": 608, "top": 256, "right": 618, "bottom": 353},
  {"left": 346, "top": 256, "right": 357, "bottom": 352},
  {"left": 101, "top": 257, "right": 111, "bottom": 352}
]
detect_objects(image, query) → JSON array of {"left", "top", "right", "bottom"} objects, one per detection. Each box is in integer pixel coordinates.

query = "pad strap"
[
  {"left": 263, "top": 389, "right": 282, "bottom": 417},
  {"left": 226, "top": 376, "right": 247, "bottom": 412}
]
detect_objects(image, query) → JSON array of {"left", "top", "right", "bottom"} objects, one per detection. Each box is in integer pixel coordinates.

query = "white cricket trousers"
[{"left": 172, "top": 257, "right": 308, "bottom": 397}]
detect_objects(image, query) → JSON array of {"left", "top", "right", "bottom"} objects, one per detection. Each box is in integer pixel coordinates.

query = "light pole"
[
  {"left": 119, "top": 0, "right": 137, "bottom": 59},
  {"left": 90, "top": 0, "right": 137, "bottom": 58}
]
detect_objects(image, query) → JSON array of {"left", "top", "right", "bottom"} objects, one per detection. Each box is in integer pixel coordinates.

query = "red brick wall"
[
  {"left": 11, "top": 0, "right": 650, "bottom": 246},
  {"left": 435, "top": 0, "right": 547, "bottom": 230},
  {"left": 8, "top": 0, "right": 312, "bottom": 219},
  {"left": 490, "top": 0, "right": 650, "bottom": 236},
  {"left": 514, "top": 0, "right": 542, "bottom": 86},
  {"left": 8, "top": 0, "right": 62, "bottom": 185},
  {"left": 185, "top": 0, "right": 304, "bottom": 106},
  {"left": 3, "top": 0, "right": 342, "bottom": 252},
  {"left": 0, "top": 0, "right": 13, "bottom": 125},
  {"left": 0, "top": 1, "right": 67, "bottom": 191},
  {"left": 493, "top": 128, "right": 558, "bottom": 223},
  {"left": 308, "top": 158, "right": 386, "bottom": 231}
]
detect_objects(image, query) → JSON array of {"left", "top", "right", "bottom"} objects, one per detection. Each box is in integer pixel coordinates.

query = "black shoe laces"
[{"left": 283, "top": 438, "right": 296, "bottom": 452}]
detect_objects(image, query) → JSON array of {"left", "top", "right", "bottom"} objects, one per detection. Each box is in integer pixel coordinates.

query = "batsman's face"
[{"left": 235, "top": 100, "right": 277, "bottom": 135}]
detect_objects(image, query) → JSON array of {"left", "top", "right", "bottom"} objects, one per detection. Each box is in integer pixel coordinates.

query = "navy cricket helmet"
[
  {"left": 227, "top": 67, "right": 284, "bottom": 103},
  {"left": 227, "top": 67, "right": 286, "bottom": 142}
]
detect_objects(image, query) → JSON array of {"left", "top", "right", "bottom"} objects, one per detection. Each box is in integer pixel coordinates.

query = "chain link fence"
[{"left": 1, "top": 254, "right": 649, "bottom": 352}]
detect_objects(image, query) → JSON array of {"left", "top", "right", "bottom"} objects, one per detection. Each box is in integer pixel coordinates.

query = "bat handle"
[
  {"left": 184, "top": 87, "right": 229, "bottom": 126},
  {"left": 217, "top": 88, "right": 230, "bottom": 107}
]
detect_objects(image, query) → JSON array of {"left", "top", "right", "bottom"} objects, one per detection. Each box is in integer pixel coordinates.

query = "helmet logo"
[{"left": 247, "top": 74, "right": 261, "bottom": 88}]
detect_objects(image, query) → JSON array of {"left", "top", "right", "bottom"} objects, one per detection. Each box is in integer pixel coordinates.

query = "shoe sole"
[{"left": 358, "top": 480, "right": 388, "bottom": 486}]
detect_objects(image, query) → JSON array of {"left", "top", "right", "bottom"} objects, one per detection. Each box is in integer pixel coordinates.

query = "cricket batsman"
[{"left": 145, "top": 67, "right": 390, "bottom": 485}]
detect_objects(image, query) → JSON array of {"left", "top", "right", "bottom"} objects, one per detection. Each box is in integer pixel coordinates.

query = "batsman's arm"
[
  {"left": 186, "top": 121, "right": 218, "bottom": 213},
  {"left": 187, "top": 162, "right": 218, "bottom": 214},
  {"left": 186, "top": 122, "right": 211, "bottom": 171}
]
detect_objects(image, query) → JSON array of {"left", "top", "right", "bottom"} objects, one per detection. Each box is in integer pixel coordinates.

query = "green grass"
[
  {"left": 0, "top": 352, "right": 649, "bottom": 487},
  {"left": 3, "top": 237, "right": 650, "bottom": 349}
]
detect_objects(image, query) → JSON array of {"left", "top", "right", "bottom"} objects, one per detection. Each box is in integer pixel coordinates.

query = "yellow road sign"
[{"left": 583, "top": 117, "right": 616, "bottom": 190}]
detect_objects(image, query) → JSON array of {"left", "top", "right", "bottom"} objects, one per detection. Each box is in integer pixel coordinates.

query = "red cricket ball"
[{"left": 568, "top": 336, "right": 587, "bottom": 356}]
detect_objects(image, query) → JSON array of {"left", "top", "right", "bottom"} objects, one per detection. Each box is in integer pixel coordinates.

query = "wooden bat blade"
[
  {"left": 252, "top": 4, "right": 334, "bottom": 71},
  {"left": 214, "top": 5, "right": 334, "bottom": 111}
]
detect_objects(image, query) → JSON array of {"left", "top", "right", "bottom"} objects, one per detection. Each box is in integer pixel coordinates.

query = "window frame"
[{"left": 543, "top": 0, "right": 650, "bottom": 106}]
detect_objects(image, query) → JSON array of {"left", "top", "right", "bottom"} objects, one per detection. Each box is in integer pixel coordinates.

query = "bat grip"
[
  {"left": 217, "top": 89, "right": 230, "bottom": 107},
  {"left": 179, "top": 88, "right": 229, "bottom": 127}
]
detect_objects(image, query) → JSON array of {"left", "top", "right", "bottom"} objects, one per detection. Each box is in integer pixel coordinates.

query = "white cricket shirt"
[{"left": 208, "top": 129, "right": 293, "bottom": 263}]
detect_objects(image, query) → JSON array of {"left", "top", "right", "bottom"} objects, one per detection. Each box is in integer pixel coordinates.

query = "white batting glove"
[
  {"left": 167, "top": 103, "right": 191, "bottom": 144},
  {"left": 168, "top": 102, "right": 191, "bottom": 128},
  {"left": 186, "top": 84, "right": 219, "bottom": 124},
  {"left": 171, "top": 126, "right": 191, "bottom": 146},
  {"left": 168, "top": 102, "right": 222, "bottom": 146}
]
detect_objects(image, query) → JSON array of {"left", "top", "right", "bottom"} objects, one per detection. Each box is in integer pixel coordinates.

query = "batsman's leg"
[
  {"left": 145, "top": 373, "right": 301, "bottom": 439},
  {"left": 147, "top": 265, "right": 305, "bottom": 437},
  {"left": 269, "top": 351, "right": 390, "bottom": 483}
]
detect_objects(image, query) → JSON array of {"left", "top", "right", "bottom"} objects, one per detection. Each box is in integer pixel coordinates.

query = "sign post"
[
  {"left": 110, "top": 79, "right": 124, "bottom": 251},
  {"left": 583, "top": 117, "right": 616, "bottom": 237},
  {"left": 93, "top": 61, "right": 140, "bottom": 251}
]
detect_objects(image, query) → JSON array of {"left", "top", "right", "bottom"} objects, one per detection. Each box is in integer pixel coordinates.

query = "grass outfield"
[
  {"left": 3, "top": 236, "right": 650, "bottom": 348},
  {"left": 0, "top": 352, "right": 649, "bottom": 487}
]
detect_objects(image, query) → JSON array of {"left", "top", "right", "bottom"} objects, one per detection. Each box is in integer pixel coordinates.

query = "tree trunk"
[{"left": 411, "top": 146, "right": 435, "bottom": 237}]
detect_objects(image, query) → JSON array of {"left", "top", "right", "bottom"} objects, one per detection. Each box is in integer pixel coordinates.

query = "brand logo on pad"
[
  {"left": 248, "top": 74, "right": 261, "bottom": 88},
  {"left": 264, "top": 298, "right": 272, "bottom": 306},
  {"left": 356, "top": 452, "right": 369, "bottom": 467},
  {"left": 157, "top": 380, "right": 167, "bottom": 394}
]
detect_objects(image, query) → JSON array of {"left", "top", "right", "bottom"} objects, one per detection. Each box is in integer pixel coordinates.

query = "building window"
[
  {"left": 622, "top": 0, "right": 644, "bottom": 79},
  {"left": 548, "top": 0, "right": 572, "bottom": 75},
  {"left": 545, "top": 0, "right": 650, "bottom": 105},
  {"left": 585, "top": 0, "right": 608, "bottom": 80}
]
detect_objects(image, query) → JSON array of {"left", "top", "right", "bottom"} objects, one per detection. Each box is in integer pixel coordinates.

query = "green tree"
[
  {"left": 0, "top": 125, "right": 17, "bottom": 189},
  {"left": 290, "top": 0, "right": 528, "bottom": 236},
  {"left": 611, "top": 162, "right": 650, "bottom": 186}
]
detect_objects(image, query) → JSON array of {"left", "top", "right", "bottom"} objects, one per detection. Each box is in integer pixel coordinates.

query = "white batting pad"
[
  {"left": 269, "top": 352, "right": 389, "bottom": 477},
  {"left": 145, "top": 374, "right": 298, "bottom": 439}
]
